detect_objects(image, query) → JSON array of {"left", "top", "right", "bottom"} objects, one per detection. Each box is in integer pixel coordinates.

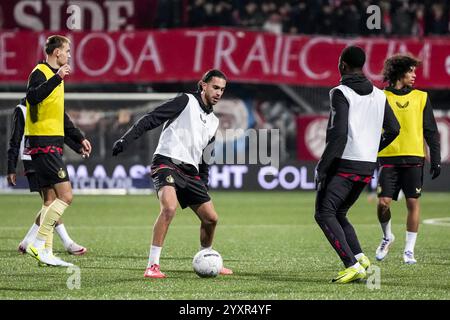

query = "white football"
[{"left": 192, "top": 249, "right": 223, "bottom": 278}]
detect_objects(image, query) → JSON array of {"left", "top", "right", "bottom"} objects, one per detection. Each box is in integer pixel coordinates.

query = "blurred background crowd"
[{"left": 152, "top": 0, "right": 450, "bottom": 36}]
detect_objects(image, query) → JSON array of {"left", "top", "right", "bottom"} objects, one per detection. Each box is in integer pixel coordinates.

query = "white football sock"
[
  {"left": 148, "top": 245, "right": 162, "bottom": 267},
  {"left": 380, "top": 220, "right": 392, "bottom": 239},
  {"left": 405, "top": 231, "right": 417, "bottom": 253},
  {"left": 22, "top": 223, "right": 39, "bottom": 245},
  {"left": 55, "top": 224, "right": 73, "bottom": 248},
  {"left": 355, "top": 253, "right": 365, "bottom": 260}
]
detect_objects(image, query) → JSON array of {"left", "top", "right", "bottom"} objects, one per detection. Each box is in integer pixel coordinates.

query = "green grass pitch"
[{"left": 0, "top": 192, "right": 449, "bottom": 300}]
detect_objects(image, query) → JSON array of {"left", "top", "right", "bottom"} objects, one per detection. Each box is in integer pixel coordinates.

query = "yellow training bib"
[
  {"left": 25, "top": 64, "right": 64, "bottom": 137},
  {"left": 378, "top": 89, "right": 427, "bottom": 158}
]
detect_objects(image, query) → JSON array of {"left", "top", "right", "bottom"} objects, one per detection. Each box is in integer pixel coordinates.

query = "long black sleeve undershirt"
[
  {"left": 423, "top": 97, "right": 441, "bottom": 167},
  {"left": 120, "top": 94, "right": 189, "bottom": 143},
  {"left": 316, "top": 89, "right": 348, "bottom": 178},
  {"left": 7, "top": 107, "right": 85, "bottom": 174},
  {"left": 7, "top": 107, "right": 24, "bottom": 174},
  {"left": 379, "top": 101, "right": 401, "bottom": 151},
  {"left": 63, "top": 113, "right": 85, "bottom": 153},
  {"left": 316, "top": 91, "right": 400, "bottom": 179},
  {"left": 26, "top": 66, "right": 62, "bottom": 106},
  {"left": 198, "top": 136, "right": 216, "bottom": 188}
]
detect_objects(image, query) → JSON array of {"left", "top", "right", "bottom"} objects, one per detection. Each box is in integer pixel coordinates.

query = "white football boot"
[
  {"left": 38, "top": 249, "right": 74, "bottom": 267},
  {"left": 403, "top": 251, "right": 417, "bottom": 264},
  {"left": 375, "top": 234, "right": 395, "bottom": 261}
]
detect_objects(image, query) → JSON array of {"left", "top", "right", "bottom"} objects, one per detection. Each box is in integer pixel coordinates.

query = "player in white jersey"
[
  {"left": 112, "top": 69, "right": 233, "bottom": 278},
  {"left": 314, "top": 47, "right": 400, "bottom": 283}
]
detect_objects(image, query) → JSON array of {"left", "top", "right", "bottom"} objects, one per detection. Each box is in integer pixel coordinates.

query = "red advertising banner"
[
  {"left": 297, "top": 115, "right": 450, "bottom": 163},
  {"left": 1, "top": 29, "right": 450, "bottom": 87}
]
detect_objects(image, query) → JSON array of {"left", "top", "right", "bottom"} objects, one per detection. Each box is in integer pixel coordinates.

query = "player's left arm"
[
  {"left": 199, "top": 136, "right": 216, "bottom": 190},
  {"left": 423, "top": 97, "right": 441, "bottom": 179},
  {"left": 64, "top": 112, "right": 91, "bottom": 158},
  {"left": 64, "top": 135, "right": 82, "bottom": 154}
]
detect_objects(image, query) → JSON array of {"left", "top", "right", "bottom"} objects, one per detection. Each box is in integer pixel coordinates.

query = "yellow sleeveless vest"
[
  {"left": 25, "top": 64, "right": 64, "bottom": 136},
  {"left": 378, "top": 89, "right": 427, "bottom": 158}
]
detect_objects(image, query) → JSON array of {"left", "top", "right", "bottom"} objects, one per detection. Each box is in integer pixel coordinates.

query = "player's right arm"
[
  {"left": 315, "top": 89, "right": 349, "bottom": 188},
  {"left": 112, "top": 94, "right": 189, "bottom": 156},
  {"left": 26, "top": 68, "right": 63, "bottom": 105},
  {"left": 6, "top": 106, "right": 25, "bottom": 186}
]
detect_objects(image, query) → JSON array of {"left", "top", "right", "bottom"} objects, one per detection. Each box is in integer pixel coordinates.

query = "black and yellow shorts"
[
  {"left": 23, "top": 160, "right": 40, "bottom": 192},
  {"left": 31, "top": 149, "right": 70, "bottom": 188},
  {"left": 377, "top": 165, "right": 423, "bottom": 200}
]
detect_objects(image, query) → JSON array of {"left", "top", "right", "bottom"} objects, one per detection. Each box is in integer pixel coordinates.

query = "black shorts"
[
  {"left": 25, "top": 173, "right": 40, "bottom": 192},
  {"left": 151, "top": 161, "right": 210, "bottom": 209},
  {"left": 31, "top": 152, "right": 70, "bottom": 189},
  {"left": 377, "top": 165, "right": 423, "bottom": 200},
  {"left": 23, "top": 160, "right": 39, "bottom": 192}
]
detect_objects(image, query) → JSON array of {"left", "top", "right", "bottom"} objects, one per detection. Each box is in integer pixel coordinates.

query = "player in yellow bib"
[
  {"left": 24, "top": 35, "right": 92, "bottom": 267},
  {"left": 375, "top": 55, "right": 441, "bottom": 264}
]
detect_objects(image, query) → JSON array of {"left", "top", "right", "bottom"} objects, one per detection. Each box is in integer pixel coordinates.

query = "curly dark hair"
[{"left": 382, "top": 54, "right": 421, "bottom": 85}]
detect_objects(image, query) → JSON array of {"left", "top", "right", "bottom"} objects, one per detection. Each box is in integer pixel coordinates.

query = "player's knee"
[
  {"left": 203, "top": 214, "right": 218, "bottom": 226},
  {"left": 336, "top": 214, "right": 350, "bottom": 226},
  {"left": 406, "top": 198, "right": 419, "bottom": 210},
  {"left": 314, "top": 211, "right": 325, "bottom": 223},
  {"left": 60, "top": 194, "right": 73, "bottom": 205},
  {"left": 378, "top": 199, "right": 391, "bottom": 213},
  {"left": 160, "top": 206, "right": 177, "bottom": 220}
]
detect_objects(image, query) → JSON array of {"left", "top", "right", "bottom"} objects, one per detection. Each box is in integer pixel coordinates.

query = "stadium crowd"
[{"left": 155, "top": 0, "right": 450, "bottom": 36}]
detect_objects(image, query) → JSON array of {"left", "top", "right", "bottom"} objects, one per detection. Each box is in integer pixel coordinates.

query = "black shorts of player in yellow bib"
[
  {"left": 29, "top": 146, "right": 70, "bottom": 188},
  {"left": 377, "top": 165, "right": 423, "bottom": 200}
]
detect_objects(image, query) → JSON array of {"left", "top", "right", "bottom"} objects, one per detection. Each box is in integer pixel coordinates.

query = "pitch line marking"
[{"left": 423, "top": 217, "right": 450, "bottom": 227}]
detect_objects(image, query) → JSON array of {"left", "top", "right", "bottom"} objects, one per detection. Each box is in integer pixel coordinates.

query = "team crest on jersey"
[
  {"left": 58, "top": 168, "right": 67, "bottom": 179},
  {"left": 166, "top": 175, "right": 175, "bottom": 184},
  {"left": 396, "top": 101, "right": 409, "bottom": 109}
]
